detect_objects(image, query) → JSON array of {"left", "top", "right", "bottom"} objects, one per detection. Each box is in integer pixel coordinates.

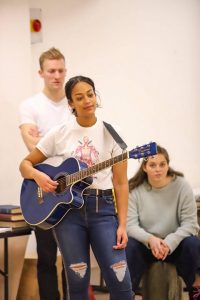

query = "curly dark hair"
[{"left": 64, "top": 75, "right": 97, "bottom": 115}]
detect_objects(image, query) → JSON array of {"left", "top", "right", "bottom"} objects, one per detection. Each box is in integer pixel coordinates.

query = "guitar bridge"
[{"left": 37, "top": 187, "right": 44, "bottom": 204}]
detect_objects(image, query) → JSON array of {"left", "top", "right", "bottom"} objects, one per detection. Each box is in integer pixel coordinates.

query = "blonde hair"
[{"left": 39, "top": 47, "right": 65, "bottom": 70}]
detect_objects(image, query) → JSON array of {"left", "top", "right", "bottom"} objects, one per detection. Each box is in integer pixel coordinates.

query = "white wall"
[
  {"left": 0, "top": 0, "right": 31, "bottom": 201},
  {"left": 0, "top": 0, "right": 199, "bottom": 258},
  {"left": 0, "top": 1, "right": 31, "bottom": 297},
  {"left": 30, "top": 0, "right": 200, "bottom": 184}
]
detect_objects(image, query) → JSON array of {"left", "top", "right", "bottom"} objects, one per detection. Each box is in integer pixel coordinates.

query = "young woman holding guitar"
[{"left": 20, "top": 75, "right": 136, "bottom": 300}]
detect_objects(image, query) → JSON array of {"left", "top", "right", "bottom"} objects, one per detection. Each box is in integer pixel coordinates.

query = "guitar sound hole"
[{"left": 55, "top": 175, "right": 66, "bottom": 194}]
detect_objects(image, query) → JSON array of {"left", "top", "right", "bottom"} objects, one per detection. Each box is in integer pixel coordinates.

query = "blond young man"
[{"left": 19, "top": 47, "right": 72, "bottom": 300}]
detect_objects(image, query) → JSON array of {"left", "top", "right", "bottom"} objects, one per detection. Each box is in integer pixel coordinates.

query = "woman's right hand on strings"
[{"left": 33, "top": 170, "right": 58, "bottom": 193}]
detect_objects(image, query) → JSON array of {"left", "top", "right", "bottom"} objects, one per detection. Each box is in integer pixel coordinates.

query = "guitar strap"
[{"left": 103, "top": 121, "right": 127, "bottom": 151}]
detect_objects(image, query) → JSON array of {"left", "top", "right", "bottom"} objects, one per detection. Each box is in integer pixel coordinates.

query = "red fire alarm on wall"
[
  {"left": 30, "top": 8, "right": 43, "bottom": 44},
  {"left": 30, "top": 19, "right": 42, "bottom": 32}
]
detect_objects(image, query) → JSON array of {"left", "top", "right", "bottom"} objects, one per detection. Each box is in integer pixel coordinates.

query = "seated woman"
[{"left": 126, "top": 145, "right": 200, "bottom": 300}]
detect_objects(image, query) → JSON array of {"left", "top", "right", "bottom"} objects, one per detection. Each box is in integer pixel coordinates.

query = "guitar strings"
[
  {"left": 54, "top": 150, "right": 151, "bottom": 187},
  {"left": 54, "top": 152, "right": 129, "bottom": 187}
]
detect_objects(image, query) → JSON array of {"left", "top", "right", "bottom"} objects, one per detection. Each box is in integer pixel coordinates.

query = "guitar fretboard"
[{"left": 67, "top": 152, "right": 128, "bottom": 185}]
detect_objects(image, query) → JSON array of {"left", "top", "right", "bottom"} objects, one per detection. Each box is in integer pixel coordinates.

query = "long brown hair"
[{"left": 129, "top": 145, "right": 184, "bottom": 191}]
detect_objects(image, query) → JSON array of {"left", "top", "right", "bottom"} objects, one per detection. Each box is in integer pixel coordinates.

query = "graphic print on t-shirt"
[{"left": 72, "top": 136, "right": 99, "bottom": 167}]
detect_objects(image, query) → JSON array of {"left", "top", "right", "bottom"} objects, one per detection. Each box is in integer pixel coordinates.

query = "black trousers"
[
  {"left": 126, "top": 236, "right": 200, "bottom": 292},
  {"left": 35, "top": 227, "right": 67, "bottom": 300}
]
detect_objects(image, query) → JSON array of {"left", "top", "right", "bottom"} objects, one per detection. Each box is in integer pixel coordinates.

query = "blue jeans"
[
  {"left": 53, "top": 192, "right": 133, "bottom": 300},
  {"left": 126, "top": 236, "right": 200, "bottom": 292}
]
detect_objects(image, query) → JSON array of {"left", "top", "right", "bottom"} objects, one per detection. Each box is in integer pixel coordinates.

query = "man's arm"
[{"left": 20, "top": 124, "right": 40, "bottom": 152}]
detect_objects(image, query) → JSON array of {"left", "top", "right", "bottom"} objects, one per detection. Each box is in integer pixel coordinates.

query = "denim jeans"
[
  {"left": 126, "top": 236, "right": 200, "bottom": 292},
  {"left": 53, "top": 193, "right": 133, "bottom": 300}
]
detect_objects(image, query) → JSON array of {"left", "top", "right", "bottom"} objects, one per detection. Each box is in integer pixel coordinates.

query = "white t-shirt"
[
  {"left": 19, "top": 92, "right": 72, "bottom": 137},
  {"left": 19, "top": 92, "right": 73, "bottom": 165},
  {"left": 37, "top": 119, "right": 124, "bottom": 189}
]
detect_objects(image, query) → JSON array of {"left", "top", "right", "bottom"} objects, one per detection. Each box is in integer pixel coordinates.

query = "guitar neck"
[{"left": 67, "top": 152, "right": 128, "bottom": 185}]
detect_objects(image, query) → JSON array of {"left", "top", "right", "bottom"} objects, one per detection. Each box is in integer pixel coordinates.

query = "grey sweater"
[{"left": 127, "top": 176, "right": 199, "bottom": 253}]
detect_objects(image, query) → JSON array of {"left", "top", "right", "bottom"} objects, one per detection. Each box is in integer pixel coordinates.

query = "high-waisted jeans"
[{"left": 53, "top": 192, "right": 133, "bottom": 300}]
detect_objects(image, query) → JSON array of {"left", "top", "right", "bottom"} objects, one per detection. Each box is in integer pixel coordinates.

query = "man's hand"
[{"left": 20, "top": 124, "right": 40, "bottom": 152}]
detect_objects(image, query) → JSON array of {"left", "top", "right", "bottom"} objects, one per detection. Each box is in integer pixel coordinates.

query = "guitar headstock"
[{"left": 129, "top": 142, "right": 157, "bottom": 160}]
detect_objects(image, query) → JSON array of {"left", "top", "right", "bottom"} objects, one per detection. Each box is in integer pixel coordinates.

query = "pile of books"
[{"left": 0, "top": 204, "right": 29, "bottom": 229}]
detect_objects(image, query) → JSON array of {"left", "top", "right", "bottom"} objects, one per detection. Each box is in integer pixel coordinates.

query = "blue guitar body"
[
  {"left": 20, "top": 142, "right": 157, "bottom": 230},
  {"left": 20, "top": 158, "right": 92, "bottom": 230}
]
